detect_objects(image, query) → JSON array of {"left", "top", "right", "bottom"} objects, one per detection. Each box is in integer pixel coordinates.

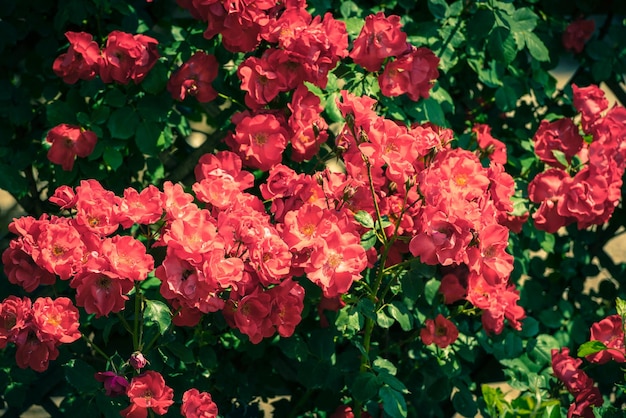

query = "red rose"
[
  {"left": 420, "top": 314, "right": 459, "bottom": 348},
  {"left": 121, "top": 370, "right": 174, "bottom": 417},
  {"left": 52, "top": 31, "right": 101, "bottom": 84},
  {"left": 562, "top": 19, "right": 595, "bottom": 54},
  {"left": 585, "top": 314, "right": 626, "bottom": 364},
  {"left": 46, "top": 124, "right": 97, "bottom": 171},
  {"left": 350, "top": 12, "right": 407, "bottom": 72},
  {"left": 99, "top": 31, "right": 159, "bottom": 84},
  {"left": 168, "top": 51, "right": 219, "bottom": 103},
  {"left": 533, "top": 118, "right": 583, "bottom": 168}
]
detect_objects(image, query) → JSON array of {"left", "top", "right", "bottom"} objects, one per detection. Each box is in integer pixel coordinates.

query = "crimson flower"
[
  {"left": 168, "top": 51, "right": 219, "bottom": 103},
  {"left": 46, "top": 124, "right": 97, "bottom": 171},
  {"left": 420, "top": 314, "right": 459, "bottom": 348}
]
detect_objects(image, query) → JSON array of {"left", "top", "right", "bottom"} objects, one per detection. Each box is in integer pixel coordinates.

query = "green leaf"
[
  {"left": 616, "top": 298, "right": 626, "bottom": 320},
  {"left": 452, "top": 385, "right": 478, "bottom": 417},
  {"left": 488, "top": 27, "right": 518, "bottom": 64},
  {"left": 428, "top": 0, "right": 449, "bottom": 19},
  {"left": 339, "top": 1, "right": 359, "bottom": 18},
  {"left": 144, "top": 299, "right": 172, "bottom": 335},
  {"left": 512, "top": 8, "right": 538, "bottom": 31},
  {"left": 95, "top": 392, "right": 125, "bottom": 418},
  {"left": 64, "top": 359, "right": 100, "bottom": 393},
  {"left": 524, "top": 32, "right": 550, "bottom": 62},
  {"left": 577, "top": 340, "right": 608, "bottom": 357},
  {"left": 355, "top": 210, "right": 374, "bottom": 228},
  {"left": 0, "top": 164, "right": 28, "bottom": 198},
  {"left": 141, "top": 61, "right": 168, "bottom": 95},
  {"left": 539, "top": 232, "right": 555, "bottom": 253},
  {"left": 495, "top": 85, "right": 517, "bottom": 112},
  {"left": 592, "top": 60, "right": 612, "bottom": 82},
  {"left": 108, "top": 108, "right": 138, "bottom": 139},
  {"left": 378, "top": 373, "right": 409, "bottom": 394},
  {"left": 104, "top": 89, "right": 127, "bottom": 108},
  {"left": 91, "top": 105, "right": 111, "bottom": 125},
  {"left": 47, "top": 100, "right": 76, "bottom": 125},
  {"left": 357, "top": 298, "right": 377, "bottom": 321},
  {"left": 377, "top": 310, "right": 395, "bottom": 328},
  {"left": 379, "top": 386, "right": 407, "bottom": 418},
  {"left": 542, "top": 404, "right": 561, "bottom": 418},
  {"left": 373, "top": 357, "right": 397, "bottom": 376},
  {"left": 166, "top": 341, "right": 195, "bottom": 364},
  {"left": 411, "top": 97, "right": 447, "bottom": 127},
  {"left": 336, "top": 306, "right": 363, "bottom": 337},
  {"left": 467, "top": 9, "right": 495, "bottom": 40},
  {"left": 361, "top": 229, "right": 377, "bottom": 250},
  {"left": 351, "top": 372, "right": 379, "bottom": 402},
  {"left": 135, "top": 120, "right": 161, "bottom": 155},
  {"left": 424, "top": 278, "right": 440, "bottom": 305},
  {"left": 387, "top": 302, "right": 412, "bottom": 331},
  {"left": 103, "top": 147, "right": 123, "bottom": 171}
]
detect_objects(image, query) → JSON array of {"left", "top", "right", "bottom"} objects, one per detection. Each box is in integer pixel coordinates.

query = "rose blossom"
[
  {"left": 168, "top": 51, "right": 219, "bottom": 103},
  {"left": 94, "top": 371, "right": 129, "bottom": 397},
  {"left": 181, "top": 388, "right": 219, "bottom": 418},
  {"left": 349, "top": 12, "right": 407, "bottom": 72},
  {"left": 562, "top": 19, "right": 595, "bottom": 54},
  {"left": 99, "top": 30, "right": 159, "bottom": 84},
  {"left": 533, "top": 118, "right": 583, "bottom": 168},
  {"left": 420, "top": 314, "right": 459, "bottom": 348},
  {"left": 46, "top": 124, "right": 97, "bottom": 171},
  {"left": 585, "top": 314, "right": 626, "bottom": 364},
  {"left": 121, "top": 370, "right": 174, "bottom": 417}
]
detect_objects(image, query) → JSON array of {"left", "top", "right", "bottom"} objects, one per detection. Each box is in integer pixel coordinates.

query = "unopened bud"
[{"left": 129, "top": 351, "right": 148, "bottom": 370}]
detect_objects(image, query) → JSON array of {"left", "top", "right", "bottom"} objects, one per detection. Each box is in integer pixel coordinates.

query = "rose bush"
[{"left": 1, "top": 0, "right": 626, "bottom": 417}]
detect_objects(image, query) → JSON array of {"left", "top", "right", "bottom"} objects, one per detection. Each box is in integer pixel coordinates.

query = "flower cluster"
[
  {"left": 0, "top": 295, "right": 80, "bottom": 372},
  {"left": 528, "top": 84, "right": 626, "bottom": 233},
  {"left": 2, "top": 180, "right": 155, "bottom": 321},
  {"left": 552, "top": 347, "right": 603, "bottom": 418},
  {"left": 53, "top": 30, "right": 159, "bottom": 85},
  {"left": 352, "top": 12, "right": 440, "bottom": 101},
  {"left": 94, "top": 363, "right": 218, "bottom": 417}
]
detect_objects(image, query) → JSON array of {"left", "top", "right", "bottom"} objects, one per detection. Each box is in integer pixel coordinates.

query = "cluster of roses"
[
  {"left": 551, "top": 314, "right": 626, "bottom": 418},
  {"left": 528, "top": 84, "right": 626, "bottom": 233},
  {"left": 156, "top": 151, "right": 307, "bottom": 344},
  {"left": 1, "top": 174, "right": 304, "bottom": 346},
  {"left": 96, "top": 367, "right": 218, "bottom": 418},
  {"left": 177, "top": 0, "right": 438, "bottom": 109},
  {"left": 114, "top": 370, "right": 218, "bottom": 418},
  {"left": 313, "top": 89, "right": 523, "bottom": 335},
  {"left": 3, "top": 180, "right": 155, "bottom": 319},
  {"left": 0, "top": 295, "right": 80, "bottom": 372},
  {"left": 53, "top": 30, "right": 159, "bottom": 85}
]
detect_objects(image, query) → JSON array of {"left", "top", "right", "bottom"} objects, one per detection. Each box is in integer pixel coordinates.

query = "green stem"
[
  {"left": 287, "top": 388, "right": 313, "bottom": 418},
  {"left": 116, "top": 312, "right": 134, "bottom": 337},
  {"left": 134, "top": 284, "right": 143, "bottom": 351},
  {"left": 81, "top": 334, "right": 111, "bottom": 364}
]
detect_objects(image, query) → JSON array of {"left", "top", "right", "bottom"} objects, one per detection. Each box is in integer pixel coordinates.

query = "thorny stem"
[{"left": 355, "top": 160, "right": 413, "bottom": 415}]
